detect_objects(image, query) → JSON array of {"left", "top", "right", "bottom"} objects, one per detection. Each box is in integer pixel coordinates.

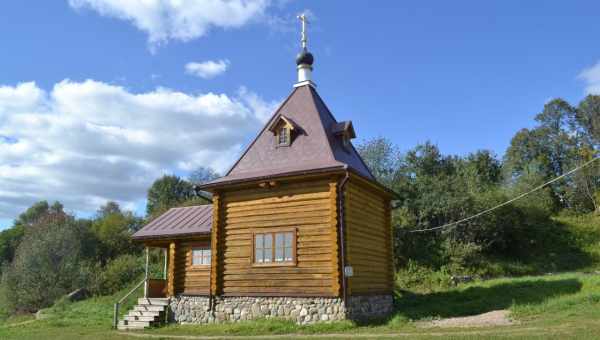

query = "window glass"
[
  {"left": 254, "top": 231, "right": 295, "bottom": 264},
  {"left": 263, "top": 234, "right": 273, "bottom": 262},
  {"left": 255, "top": 234, "right": 264, "bottom": 263},
  {"left": 192, "top": 247, "right": 211, "bottom": 265},
  {"left": 275, "top": 233, "right": 284, "bottom": 262},
  {"left": 284, "top": 232, "right": 293, "bottom": 261},
  {"left": 284, "top": 232, "right": 293, "bottom": 247},
  {"left": 278, "top": 127, "right": 289, "bottom": 145},
  {"left": 255, "top": 249, "right": 264, "bottom": 263},
  {"left": 284, "top": 247, "right": 293, "bottom": 262}
]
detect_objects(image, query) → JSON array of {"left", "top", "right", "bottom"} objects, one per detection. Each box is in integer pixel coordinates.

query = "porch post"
[
  {"left": 163, "top": 248, "right": 168, "bottom": 280},
  {"left": 144, "top": 246, "right": 149, "bottom": 298}
]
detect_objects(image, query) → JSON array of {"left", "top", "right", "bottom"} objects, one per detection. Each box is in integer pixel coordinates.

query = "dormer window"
[
  {"left": 268, "top": 114, "right": 299, "bottom": 147},
  {"left": 332, "top": 121, "right": 356, "bottom": 151},
  {"left": 278, "top": 126, "right": 290, "bottom": 146}
]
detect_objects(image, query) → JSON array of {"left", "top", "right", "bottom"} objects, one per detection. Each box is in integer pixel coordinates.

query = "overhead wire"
[{"left": 408, "top": 157, "right": 600, "bottom": 233}]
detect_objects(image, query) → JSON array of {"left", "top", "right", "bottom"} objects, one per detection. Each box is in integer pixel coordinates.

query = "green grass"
[
  {"left": 4, "top": 272, "right": 600, "bottom": 339},
  {"left": 2, "top": 214, "right": 600, "bottom": 339}
]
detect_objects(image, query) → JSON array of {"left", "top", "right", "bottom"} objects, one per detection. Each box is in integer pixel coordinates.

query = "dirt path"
[
  {"left": 117, "top": 326, "right": 545, "bottom": 339},
  {"left": 419, "top": 310, "right": 515, "bottom": 328}
]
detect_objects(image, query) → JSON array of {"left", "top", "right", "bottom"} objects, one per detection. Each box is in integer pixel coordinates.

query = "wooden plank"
[
  {"left": 225, "top": 210, "right": 330, "bottom": 225},
  {"left": 224, "top": 280, "right": 330, "bottom": 288},
  {"left": 225, "top": 204, "right": 329, "bottom": 219},
  {"left": 347, "top": 185, "right": 385, "bottom": 206},
  {"left": 222, "top": 267, "right": 332, "bottom": 275},
  {"left": 224, "top": 188, "right": 329, "bottom": 206},
  {"left": 346, "top": 203, "right": 386, "bottom": 224},
  {"left": 225, "top": 223, "right": 330, "bottom": 236},
  {"left": 224, "top": 273, "right": 331, "bottom": 281},
  {"left": 225, "top": 217, "right": 331, "bottom": 229},
  {"left": 223, "top": 287, "right": 332, "bottom": 294},
  {"left": 227, "top": 191, "right": 329, "bottom": 209},
  {"left": 226, "top": 198, "right": 330, "bottom": 214}
]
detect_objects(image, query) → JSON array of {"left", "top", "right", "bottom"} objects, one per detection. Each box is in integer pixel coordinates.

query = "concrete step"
[
  {"left": 127, "top": 310, "right": 161, "bottom": 317},
  {"left": 119, "top": 320, "right": 152, "bottom": 328},
  {"left": 133, "top": 305, "right": 165, "bottom": 312},
  {"left": 117, "top": 323, "right": 146, "bottom": 331},
  {"left": 138, "top": 298, "right": 169, "bottom": 306},
  {"left": 124, "top": 315, "right": 157, "bottom": 322}
]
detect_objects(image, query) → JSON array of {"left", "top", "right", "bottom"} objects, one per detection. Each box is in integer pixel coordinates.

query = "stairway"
[{"left": 117, "top": 298, "right": 169, "bottom": 330}]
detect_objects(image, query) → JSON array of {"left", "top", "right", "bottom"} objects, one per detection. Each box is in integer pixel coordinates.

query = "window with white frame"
[
  {"left": 254, "top": 231, "right": 295, "bottom": 265},
  {"left": 191, "top": 246, "right": 211, "bottom": 266}
]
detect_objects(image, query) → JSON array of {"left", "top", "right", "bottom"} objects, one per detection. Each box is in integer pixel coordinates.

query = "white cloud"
[
  {"left": 0, "top": 80, "right": 279, "bottom": 220},
  {"left": 185, "top": 60, "right": 230, "bottom": 79},
  {"left": 578, "top": 61, "right": 600, "bottom": 95},
  {"left": 68, "top": 0, "right": 271, "bottom": 48}
]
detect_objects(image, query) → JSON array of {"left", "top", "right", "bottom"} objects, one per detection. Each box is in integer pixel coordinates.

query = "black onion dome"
[{"left": 296, "top": 49, "right": 314, "bottom": 66}]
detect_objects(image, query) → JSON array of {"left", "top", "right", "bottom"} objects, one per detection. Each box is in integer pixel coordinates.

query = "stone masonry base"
[{"left": 169, "top": 295, "right": 393, "bottom": 324}]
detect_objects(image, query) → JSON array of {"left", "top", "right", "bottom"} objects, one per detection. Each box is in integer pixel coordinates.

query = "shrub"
[{"left": 89, "top": 254, "right": 143, "bottom": 296}]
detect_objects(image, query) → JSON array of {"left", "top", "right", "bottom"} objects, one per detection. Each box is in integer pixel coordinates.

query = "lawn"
[{"left": 2, "top": 272, "right": 600, "bottom": 339}]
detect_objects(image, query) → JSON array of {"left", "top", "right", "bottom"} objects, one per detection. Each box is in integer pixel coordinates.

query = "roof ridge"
[{"left": 305, "top": 86, "right": 338, "bottom": 163}]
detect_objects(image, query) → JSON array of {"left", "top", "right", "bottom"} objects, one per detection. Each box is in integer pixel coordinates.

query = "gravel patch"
[{"left": 419, "top": 310, "right": 515, "bottom": 328}]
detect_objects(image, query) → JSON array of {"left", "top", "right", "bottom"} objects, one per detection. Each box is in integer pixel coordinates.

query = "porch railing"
[{"left": 113, "top": 278, "right": 146, "bottom": 329}]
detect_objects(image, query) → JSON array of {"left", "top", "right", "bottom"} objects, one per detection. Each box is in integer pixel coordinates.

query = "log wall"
[
  {"left": 344, "top": 179, "right": 394, "bottom": 295},
  {"left": 218, "top": 178, "right": 339, "bottom": 296},
  {"left": 172, "top": 237, "right": 211, "bottom": 295}
]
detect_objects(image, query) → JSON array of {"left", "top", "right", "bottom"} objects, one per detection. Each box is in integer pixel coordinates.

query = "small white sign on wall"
[{"left": 344, "top": 266, "right": 354, "bottom": 277}]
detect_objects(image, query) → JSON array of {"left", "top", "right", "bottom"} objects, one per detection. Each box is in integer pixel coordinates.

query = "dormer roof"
[
  {"left": 267, "top": 115, "right": 300, "bottom": 133},
  {"left": 332, "top": 120, "right": 356, "bottom": 139},
  {"left": 201, "top": 85, "right": 375, "bottom": 188}
]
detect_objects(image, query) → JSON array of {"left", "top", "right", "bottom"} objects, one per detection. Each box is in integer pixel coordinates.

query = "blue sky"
[{"left": 1, "top": 1, "right": 600, "bottom": 229}]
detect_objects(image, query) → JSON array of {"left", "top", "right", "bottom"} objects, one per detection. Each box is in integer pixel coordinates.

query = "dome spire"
[{"left": 294, "top": 13, "right": 315, "bottom": 88}]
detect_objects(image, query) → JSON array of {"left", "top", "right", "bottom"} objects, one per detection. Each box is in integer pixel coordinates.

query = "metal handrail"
[{"left": 113, "top": 278, "right": 146, "bottom": 329}]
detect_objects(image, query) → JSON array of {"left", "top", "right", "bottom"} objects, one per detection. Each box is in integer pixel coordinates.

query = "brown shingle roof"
[
  {"left": 202, "top": 85, "right": 374, "bottom": 188},
  {"left": 132, "top": 205, "right": 212, "bottom": 240}
]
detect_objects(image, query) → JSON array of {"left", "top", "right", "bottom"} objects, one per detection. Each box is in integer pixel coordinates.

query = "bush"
[{"left": 89, "top": 254, "right": 144, "bottom": 296}]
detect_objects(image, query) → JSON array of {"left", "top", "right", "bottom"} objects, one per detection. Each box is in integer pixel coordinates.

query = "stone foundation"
[{"left": 169, "top": 295, "right": 393, "bottom": 324}]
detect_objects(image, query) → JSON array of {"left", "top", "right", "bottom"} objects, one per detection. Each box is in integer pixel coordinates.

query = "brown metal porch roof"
[{"left": 132, "top": 205, "right": 212, "bottom": 240}]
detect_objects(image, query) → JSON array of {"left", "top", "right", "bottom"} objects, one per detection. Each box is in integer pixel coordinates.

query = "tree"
[
  {"left": 96, "top": 201, "right": 122, "bottom": 218},
  {"left": 92, "top": 202, "right": 142, "bottom": 263},
  {"left": 356, "top": 137, "right": 402, "bottom": 189},
  {"left": 1, "top": 213, "right": 88, "bottom": 312},
  {"left": 188, "top": 167, "right": 220, "bottom": 185},
  {"left": 576, "top": 95, "right": 600, "bottom": 148},
  {"left": 146, "top": 175, "right": 194, "bottom": 217},
  {"left": 0, "top": 201, "right": 66, "bottom": 266}
]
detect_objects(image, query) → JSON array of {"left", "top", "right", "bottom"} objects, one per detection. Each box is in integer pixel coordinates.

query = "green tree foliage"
[
  {"left": 0, "top": 211, "right": 91, "bottom": 313},
  {"left": 91, "top": 202, "right": 143, "bottom": 263},
  {"left": 146, "top": 175, "right": 194, "bottom": 217},
  {"left": 189, "top": 166, "right": 220, "bottom": 184},
  {"left": 86, "top": 254, "right": 144, "bottom": 296},
  {"left": 358, "top": 139, "right": 556, "bottom": 272},
  {"left": 0, "top": 201, "right": 65, "bottom": 267},
  {"left": 576, "top": 95, "right": 600, "bottom": 147},
  {"left": 356, "top": 138, "right": 402, "bottom": 189},
  {"left": 505, "top": 97, "right": 599, "bottom": 212}
]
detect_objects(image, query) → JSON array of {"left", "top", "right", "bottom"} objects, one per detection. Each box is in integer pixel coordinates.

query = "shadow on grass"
[{"left": 393, "top": 278, "right": 582, "bottom": 320}]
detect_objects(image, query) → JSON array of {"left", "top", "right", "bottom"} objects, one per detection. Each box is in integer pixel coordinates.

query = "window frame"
[
  {"left": 275, "top": 126, "right": 291, "bottom": 147},
  {"left": 251, "top": 228, "right": 297, "bottom": 267},
  {"left": 189, "top": 244, "right": 211, "bottom": 267}
]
